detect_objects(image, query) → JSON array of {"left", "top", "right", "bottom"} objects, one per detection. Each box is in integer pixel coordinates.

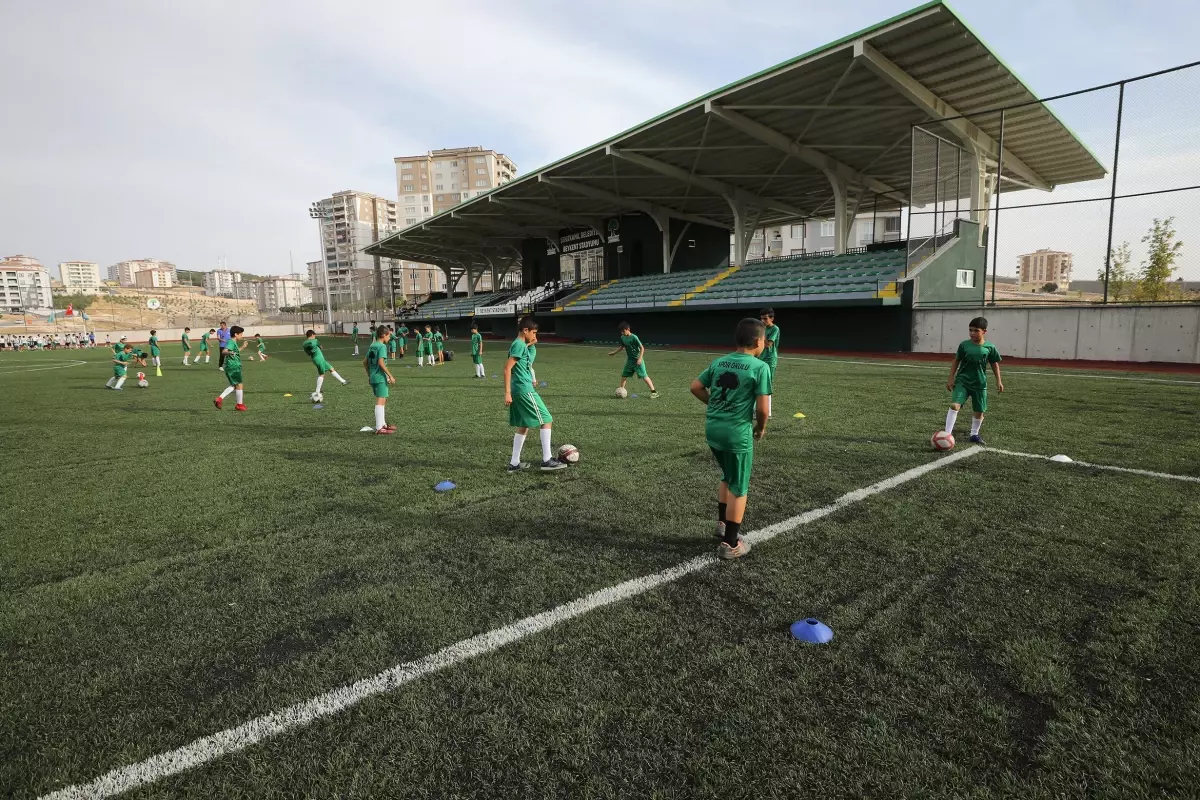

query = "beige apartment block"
[
  {"left": 1019, "top": 249, "right": 1073, "bottom": 289},
  {"left": 394, "top": 146, "right": 517, "bottom": 225}
]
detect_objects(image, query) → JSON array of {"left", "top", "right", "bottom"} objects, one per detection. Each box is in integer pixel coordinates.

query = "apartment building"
[
  {"left": 58, "top": 261, "right": 103, "bottom": 294},
  {"left": 312, "top": 190, "right": 401, "bottom": 305},
  {"left": 255, "top": 275, "right": 313, "bottom": 313},
  {"left": 1019, "top": 249, "right": 1073, "bottom": 289},
  {"left": 134, "top": 268, "right": 176, "bottom": 290},
  {"left": 203, "top": 269, "right": 242, "bottom": 298},
  {"left": 0, "top": 256, "right": 53, "bottom": 312},
  {"left": 394, "top": 146, "right": 517, "bottom": 225},
  {"left": 108, "top": 259, "right": 178, "bottom": 287}
]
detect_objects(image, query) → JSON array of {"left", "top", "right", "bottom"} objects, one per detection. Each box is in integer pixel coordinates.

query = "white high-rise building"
[
  {"left": 744, "top": 212, "right": 904, "bottom": 262},
  {"left": 255, "top": 275, "right": 313, "bottom": 313},
  {"left": 312, "top": 190, "right": 401, "bottom": 306},
  {"left": 1, "top": 256, "right": 54, "bottom": 312},
  {"left": 203, "top": 269, "right": 242, "bottom": 298},
  {"left": 58, "top": 261, "right": 103, "bottom": 294},
  {"left": 108, "top": 259, "right": 178, "bottom": 287}
]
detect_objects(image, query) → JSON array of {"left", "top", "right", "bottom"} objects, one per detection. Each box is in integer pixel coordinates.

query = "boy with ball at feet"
[
  {"left": 943, "top": 316, "right": 1003, "bottom": 445},
  {"left": 505, "top": 317, "right": 567, "bottom": 472},
  {"left": 608, "top": 321, "right": 659, "bottom": 398},
  {"left": 690, "top": 318, "right": 773, "bottom": 560},
  {"left": 365, "top": 325, "right": 396, "bottom": 435},
  {"left": 214, "top": 325, "right": 248, "bottom": 411}
]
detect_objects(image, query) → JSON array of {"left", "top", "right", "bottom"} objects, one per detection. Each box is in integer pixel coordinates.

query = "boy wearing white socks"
[{"left": 943, "top": 316, "right": 1004, "bottom": 445}]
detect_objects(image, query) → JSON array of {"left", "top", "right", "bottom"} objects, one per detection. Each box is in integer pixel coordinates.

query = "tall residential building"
[
  {"left": 108, "top": 259, "right": 178, "bottom": 287},
  {"left": 312, "top": 190, "right": 401, "bottom": 305},
  {"left": 393, "top": 146, "right": 517, "bottom": 224},
  {"left": 1019, "top": 249, "right": 1073, "bottom": 289},
  {"left": 203, "top": 269, "right": 242, "bottom": 298},
  {"left": 255, "top": 275, "right": 313, "bottom": 313},
  {"left": 58, "top": 261, "right": 103, "bottom": 294},
  {"left": 0, "top": 256, "right": 53, "bottom": 312},
  {"left": 134, "top": 268, "right": 176, "bottom": 289}
]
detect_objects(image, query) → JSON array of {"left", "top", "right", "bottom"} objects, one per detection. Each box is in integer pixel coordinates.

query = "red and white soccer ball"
[
  {"left": 931, "top": 430, "right": 955, "bottom": 451},
  {"left": 558, "top": 444, "right": 580, "bottom": 464}
]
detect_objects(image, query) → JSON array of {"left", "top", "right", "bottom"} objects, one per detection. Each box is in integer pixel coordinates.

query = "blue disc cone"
[
  {"left": 539, "top": 381, "right": 547, "bottom": 388},
  {"left": 790, "top": 618, "right": 833, "bottom": 644},
  {"left": 434, "top": 480, "right": 457, "bottom": 492},
  {"left": 312, "top": 404, "right": 323, "bottom": 410}
]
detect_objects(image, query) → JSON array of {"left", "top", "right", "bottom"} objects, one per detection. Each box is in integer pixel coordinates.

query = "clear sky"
[{"left": 2, "top": 0, "right": 1198, "bottom": 279}]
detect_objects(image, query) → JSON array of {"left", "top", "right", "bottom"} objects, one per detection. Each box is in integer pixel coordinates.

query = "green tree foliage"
[
  {"left": 53, "top": 293, "right": 98, "bottom": 310},
  {"left": 1137, "top": 217, "right": 1183, "bottom": 301},
  {"left": 1097, "top": 242, "right": 1134, "bottom": 302},
  {"left": 1041, "top": 282, "right": 1059, "bottom": 293}
]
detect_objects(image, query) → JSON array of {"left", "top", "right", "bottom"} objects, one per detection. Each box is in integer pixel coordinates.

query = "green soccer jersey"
[
  {"left": 352, "top": 326, "right": 359, "bottom": 341},
  {"left": 113, "top": 351, "right": 133, "bottom": 374},
  {"left": 366, "top": 340, "right": 388, "bottom": 383},
  {"left": 399, "top": 326, "right": 409, "bottom": 339},
  {"left": 954, "top": 339, "right": 1001, "bottom": 389},
  {"left": 698, "top": 352, "right": 774, "bottom": 452},
  {"left": 434, "top": 332, "right": 444, "bottom": 347},
  {"left": 149, "top": 335, "right": 158, "bottom": 349},
  {"left": 508, "top": 339, "right": 535, "bottom": 394},
  {"left": 225, "top": 340, "right": 242, "bottom": 369},
  {"left": 255, "top": 336, "right": 266, "bottom": 352},
  {"left": 181, "top": 333, "right": 189, "bottom": 346},
  {"left": 113, "top": 342, "right": 124, "bottom": 354},
  {"left": 471, "top": 332, "right": 482, "bottom": 356},
  {"left": 303, "top": 337, "right": 322, "bottom": 360},
  {"left": 201, "top": 332, "right": 210, "bottom": 346},
  {"left": 620, "top": 334, "right": 643, "bottom": 362},
  {"left": 760, "top": 324, "right": 780, "bottom": 365}
]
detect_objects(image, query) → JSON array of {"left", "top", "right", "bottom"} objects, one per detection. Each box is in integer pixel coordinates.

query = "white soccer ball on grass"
[
  {"left": 311, "top": 392, "right": 324, "bottom": 404},
  {"left": 615, "top": 387, "right": 629, "bottom": 399}
]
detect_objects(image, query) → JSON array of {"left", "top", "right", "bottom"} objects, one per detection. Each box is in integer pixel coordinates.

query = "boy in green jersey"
[
  {"left": 419, "top": 325, "right": 434, "bottom": 367},
  {"left": 433, "top": 327, "right": 445, "bottom": 365},
  {"left": 944, "top": 316, "right": 1004, "bottom": 445},
  {"left": 148, "top": 330, "right": 161, "bottom": 371},
  {"left": 181, "top": 327, "right": 192, "bottom": 365},
  {"left": 252, "top": 333, "right": 268, "bottom": 361},
  {"left": 608, "top": 322, "right": 659, "bottom": 398},
  {"left": 504, "top": 317, "right": 567, "bottom": 472},
  {"left": 758, "top": 308, "right": 780, "bottom": 417},
  {"left": 470, "top": 323, "right": 485, "bottom": 378},
  {"left": 199, "top": 329, "right": 214, "bottom": 363},
  {"left": 387, "top": 326, "right": 398, "bottom": 361},
  {"left": 105, "top": 344, "right": 135, "bottom": 390},
  {"left": 397, "top": 324, "right": 408, "bottom": 357},
  {"left": 690, "top": 318, "right": 773, "bottom": 560},
  {"left": 113, "top": 336, "right": 127, "bottom": 355},
  {"left": 364, "top": 325, "right": 396, "bottom": 435},
  {"left": 214, "top": 326, "right": 248, "bottom": 411},
  {"left": 303, "top": 330, "right": 349, "bottom": 395},
  {"left": 351, "top": 323, "right": 361, "bottom": 357}
]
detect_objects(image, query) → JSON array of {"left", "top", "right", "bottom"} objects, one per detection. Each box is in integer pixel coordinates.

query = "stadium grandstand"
[{"left": 370, "top": 0, "right": 1105, "bottom": 349}]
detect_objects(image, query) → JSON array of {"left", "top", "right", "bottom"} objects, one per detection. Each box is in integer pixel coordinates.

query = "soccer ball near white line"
[
  {"left": 136, "top": 372, "right": 148, "bottom": 388},
  {"left": 615, "top": 387, "right": 629, "bottom": 399},
  {"left": 311, "top": 392, "right": 324, "bottom": 404},
  {"left": 931, "top": 430, "right": 955, "bottom": 451},
  {"left": 558, "top": 444, "right": 580, "bottom": 464}
]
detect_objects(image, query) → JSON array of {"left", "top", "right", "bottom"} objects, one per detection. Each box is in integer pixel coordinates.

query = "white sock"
[
  {"left": 353, "top": 346, "right": 359, "bottom": 355},
  {"left": 767, "top": 395, "right": 772, "bottom": 418},
  {"left": 970, "top": 416, "right": 983, "bottom": 436},
  {"left": 511, "top": 433, "right": 526, "bottom": 466},
  {"left": 235, "top": 389, "right": 243, "bottom": 404},
  {"left": 205, "top": 355, "right": 209, "bottom": 362},
  {"left": 331, "top": 370, "right": 346, "bottom": 384},
  {"left": 944, "top": 408, "right": 958, "bottom": 433},
  {"left": 375, "top": 405, "right": 386, "bottom": 430},
  {"left": 531, "top": 370, "right": 537, "bottom": 385},
  {"left": 418, "top": 356, "right": 424, "bottom": 366},
  {"left": 540, "top": 427, "right": 552, "bottom": 462},
  {"left": 316, "top": 375, "right": 325, "bottom": 393},
  {"left": 105, "top": 377, "right": 115, "bottom": 387},
  {"left": 220, "top": 386, "right": 235, "bottom": 400},
  {"left": 114, "top": 376, "right": 126, "bottom": 389},
  {"left": 153, "top": 357, "right": 160, "bottom": 367},
  {"left": 183, "top": 355, "right": 189, "bottom": 364},
  {"left": 479, "top": 364, "right": 485, "bottom": 377}
]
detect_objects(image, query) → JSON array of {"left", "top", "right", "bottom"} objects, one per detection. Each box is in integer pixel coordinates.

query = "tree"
[
  {"left": 1097, "top": 241, "right": 1134, "bottom": 302},
  {"left": 1041, "top": 282, "right": 1059, "bottom": 293},
  {"left": 1137, "top": 217, "right": 1183, "bottom": 301}
]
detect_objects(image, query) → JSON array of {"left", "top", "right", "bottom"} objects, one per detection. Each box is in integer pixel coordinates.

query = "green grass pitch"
[{"left": 2, "top": 336, "right": 1199, "bottom": 798}]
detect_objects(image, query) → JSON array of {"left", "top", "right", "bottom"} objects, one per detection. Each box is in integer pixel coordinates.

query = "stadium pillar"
[
  {"left": 650, "top": 210, "right": 672, "bottom": 272},
  {"left": 729, "top": 203, "right": 750, "bottom": 267},
  {"left": 465, "top": 266, "right": 475, "bottom": 298},
  {"left": 967, "top": 146, "right": 991, "bottom": 247},
  {"left": 826, "top": 172, "right": 849, "bottom": 255}
]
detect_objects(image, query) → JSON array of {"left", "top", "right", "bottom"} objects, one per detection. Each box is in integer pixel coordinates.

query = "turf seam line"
[
  {"left": 38, "top": 446, "right": 983, "bottom": 800},
  {"left": 987, "top": 447, "right": 1200, "bottom": 483}
]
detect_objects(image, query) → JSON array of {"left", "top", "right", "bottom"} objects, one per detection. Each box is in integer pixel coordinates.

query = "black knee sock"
[
  {"left": 718, "top": 502, "right": 727, "bottom": 523},
  {"left": 723, "top": 521, "right": 741, "bottom": 548}
]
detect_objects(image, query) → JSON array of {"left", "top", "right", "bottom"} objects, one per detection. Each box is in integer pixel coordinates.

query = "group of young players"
[{"left": 1, "top": 331, "right": 95, "bottom": 349}]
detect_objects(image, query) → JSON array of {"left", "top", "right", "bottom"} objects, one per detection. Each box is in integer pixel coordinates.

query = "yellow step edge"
[{"left": 689, "top": 265, "right": 743, "bottom": 298}]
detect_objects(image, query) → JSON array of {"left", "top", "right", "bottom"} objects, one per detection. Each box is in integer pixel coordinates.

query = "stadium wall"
[
  {"left": 907, "top": 220, "right": 988, "bottom": 307},
  {"left": 83, "top": 323, "right": 327, "bottom": 344},
  {"left": 912, "top": 305, "right": 1200, "bottom": 363}
]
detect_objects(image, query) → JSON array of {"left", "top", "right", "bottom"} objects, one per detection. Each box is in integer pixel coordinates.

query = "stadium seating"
[
  {"left": 401, "top": 292, "right": 514, "bottom": 319},
  {"left": 554, "top": 249, "right": 906, "bottom": 311}
]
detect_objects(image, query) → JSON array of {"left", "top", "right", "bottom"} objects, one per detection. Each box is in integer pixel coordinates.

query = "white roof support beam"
[
  {"left": 704, "top": 101, "right": 909, "bottom": 206},
  {"left": 606, "top": 145, "right": 810, "bottom": 219},
  {"left": 488, "top": 197, "right": 605, "bottom": 236},
  {"left": 538, "top": 175, "right": 726, "bottom": 229},
  {"left": 853, "top": 40, "right": 1051, "bottom": 191}
]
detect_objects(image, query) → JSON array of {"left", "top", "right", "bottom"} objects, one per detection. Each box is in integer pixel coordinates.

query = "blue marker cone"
[
  {"left": 434, "top": 480, "right": 456, "bottom": 492},
  {"left": 630, "top": 393, "right": 639, "bottom": 399},
  {"left": 790, "top": 618, "right": 833, "bottom": 644},
  {"left": 312, "top": 404, "right": 323, "bottom": 410},
  {"left": 539, "top": 381, "right": 547, "bottom": 388}
]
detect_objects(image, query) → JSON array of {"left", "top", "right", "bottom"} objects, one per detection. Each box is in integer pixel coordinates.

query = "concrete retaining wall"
[
  {"left": 913, "top": 305, "right": 1200, "bottom": 363},
  {"left": 82, "top": 323, "right": 327, "bottom": 345}
]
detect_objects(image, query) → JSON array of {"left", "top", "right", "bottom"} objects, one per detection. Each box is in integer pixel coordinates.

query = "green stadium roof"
[{"left": 367, "top": 1, "right": 1105, "bottom": 272}]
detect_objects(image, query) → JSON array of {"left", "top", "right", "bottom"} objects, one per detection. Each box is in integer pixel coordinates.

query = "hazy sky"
[{"left": 2, "top": 0, "right": 1198, "bottom": 279}]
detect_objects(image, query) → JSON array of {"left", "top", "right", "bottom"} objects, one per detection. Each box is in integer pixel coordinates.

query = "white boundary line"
[
  {"left": 988, "top": 447, "right": 1200, "bottom": 483},
  {"left": 0, "top": 359, "right": 88, "bottom": 375},
  {"left": 40, "top": 446, "right": 983, "bottom": 799}
]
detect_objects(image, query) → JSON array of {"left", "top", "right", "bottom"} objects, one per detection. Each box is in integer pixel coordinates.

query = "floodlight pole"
[
  {"left": 309, "top": 203, "right": 335, "bottom": 328},
  {"left": 988, "top": 109, "right": 1005, "bottom": 307},
  {"left": 1102, "top": 82, "right": 1126, "bottom": 305}
]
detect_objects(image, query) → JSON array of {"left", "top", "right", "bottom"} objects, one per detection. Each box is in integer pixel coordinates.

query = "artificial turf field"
[{"left": 2, "top": 335, "right": 1199, "bottom": 799}]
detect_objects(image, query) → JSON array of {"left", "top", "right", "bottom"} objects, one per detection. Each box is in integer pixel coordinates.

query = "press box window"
[{"left": 956, "top": 269, "right": 977, "bottom": 289}]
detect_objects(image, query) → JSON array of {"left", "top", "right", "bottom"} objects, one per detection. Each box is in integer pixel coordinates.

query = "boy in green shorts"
[
  {"left": 397, "top": 324, "right": 408, "bottom": 357},
  {"left": 303, "top": 329, "right": 349, "bottom": 396},
  {"left": 181, "top": 327, "right": 192, "bottom": 365},
  {"left": 608, "top": 321, "right": 659, "bottom": 398},
  {"left": 758, "top": 308, "right": 780, "bottom": 417},
  {"left": 105, "top": 343, "right": 135, "bottom": 390},
  {"left": 364, "top": 325, "right": 396, "bottom": 435},
  {"left": 387, "top": 326, "right": 398, "bottom": 362},
  {"left": 148, "top": 329, "right": 161, "bottom": 373},
  {"left": 251, "top": 333, "right": 268, "bottom": 361},
  {"left": 943, "top": 316, "right": 1004, "bottom": 445},
  {"left": 419, "top": 325, "right": 434, "bottom": 367},
  {"left": 690, "top": 318, "right": 773, "bottom": 560},
  {"left": 433, "top": 327, "right": 445, "bottom": 365},
  {"left": 470, "top": 323, "right": 485, "bottom": 378},
  {"left": 199, "top": 329, "right": 214, "bottom": 363},
  {"left": 214, "top": 325, "right": 247, "bottom": 411},
  {"left": 351, "top": 323, "right": 360, "bottom": 356},
  {"left": 504, "top": 316, "right": 566, "bottom": 472}
]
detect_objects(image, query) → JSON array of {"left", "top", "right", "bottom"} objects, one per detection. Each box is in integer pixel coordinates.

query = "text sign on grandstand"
[
  {"left": 549, "top": 229, "right": 604, "bottom": 256},
  {"left": 476, "top": 304, "right": 517, "bottom": 316}
]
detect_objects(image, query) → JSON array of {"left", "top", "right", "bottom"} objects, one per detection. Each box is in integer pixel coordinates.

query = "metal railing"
[{"left": 555, "top": 279, "right": 895, "bottom": 312}]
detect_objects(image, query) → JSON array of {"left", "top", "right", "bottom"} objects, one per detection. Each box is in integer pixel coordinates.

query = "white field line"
[
  {"left": 40, "top": 446, "right": 983, "bottom": 800},
  {"left": 988, "top": 447, "right": 1200, "bottom": 483},
  {"left": 0, "top": 359, "right": 87, "bottom": 375}
]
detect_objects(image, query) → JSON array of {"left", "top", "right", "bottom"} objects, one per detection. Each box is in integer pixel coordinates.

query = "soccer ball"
[
  {"left": 558, "top": 444, "right": 580, "bottom": 464},
  {"left": 931, "top": 430, "right": 955, "bottom": 451},
  {"left": 136, "top": 372, "right": 148, "bottom": 388},
  {"left": 311, "top": 392, "right": 324, "bottom": 404},
  {"left": 615, "top": 387, "right": 629, "bottom": 399}
]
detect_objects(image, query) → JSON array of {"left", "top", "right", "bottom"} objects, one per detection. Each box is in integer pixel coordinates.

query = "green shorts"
[
  {"left": 312, "top": 357, "right": 331, "bottom": 375},
  {"left": 150, "top": 346, "right": 160, "bottom": 357},
  {"left": 371, "top": 381, "right": 389, "bottom": 399},
  {"left": 225, "top": 368, "right": 243, "bottom": 386},
  {"left": 622, "top": 360, "right": 648, "bottom": 379},
  {"left": 112, "top": 366, "right": 126, "bottom": 378},
  {"left": 763, "top": 359, "right": 777, "bottom": 379},
  {"left": 509, "top": 390, "right": 552, "bottom": 428},
  {"left": 436, "top": 343, "right": 444, "bottom": 352},
  {"left": 182, "top": 344, "right": 191, "bottom": 352},
  {"left": 710, "top": 447, "right": 753, "bottom": 498},
  {"left": 471, "top": 353, "right": 482, "bottom": 364},
  {"left": 951, "top": 383, "right": 988, "bottom": 413},
  {"left": 199, "top": 343, "right": 208, "bottom": 352}
]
